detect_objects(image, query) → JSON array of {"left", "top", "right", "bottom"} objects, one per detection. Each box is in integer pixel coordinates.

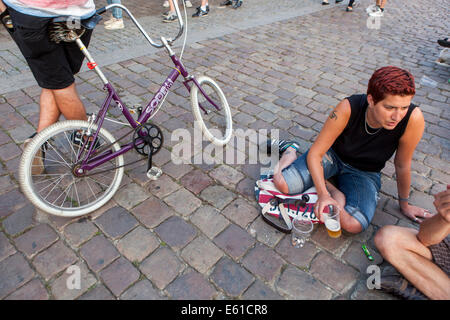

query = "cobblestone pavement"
[{"left": 0, "top": 0, "right": 449, "bottom": 300}]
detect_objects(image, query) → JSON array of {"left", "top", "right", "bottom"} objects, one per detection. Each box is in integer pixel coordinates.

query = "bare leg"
[
  {"left": 37, "top": 83, "right": 87, "bottom": 132},
  {"left": 375, "top": 225, "right": 450, "bottom": 300}
]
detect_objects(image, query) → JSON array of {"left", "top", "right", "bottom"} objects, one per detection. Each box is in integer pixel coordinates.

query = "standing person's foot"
[
  {"left": 232, "top": 0, "right": 242, "bottom": 9},
  {"left": 163, "top": 1, "right": 169, "bottom": 7},
  {"left": 438, "top": 38, "right": 450, "bottom": 48},
  {"left": 219, "top": 0, "right": 233, "bottom": 7},
  {"left": 104, "top": 18, "right": 124, "bottom": 30},
  {"left": 192, "top": 7, "right": 208, "bottom": 17},
  {"left": 368, "top": 7, "right": 384, "bottom": 17},
  {"left": 335, "top": 0, "right": 343, "bottom": 3},
  {"left": 322, "top": 1, "right": 330, "bottom": 5},
  {"left": 163, "top": 12, "right": 178, "bottom": 22},
  {"left": 346, "top": 6, "right": 353, "bottom": 11},
  {"left": 184, "top": 0, "right": 193, "bottom": 7}
]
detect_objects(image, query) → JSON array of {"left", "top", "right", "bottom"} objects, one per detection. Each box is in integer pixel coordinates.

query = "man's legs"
[
  {"left": 375, "top": 225, "right": 450, "bottom": 299},
  {"left": 37, "top": 83, "right": 87, "bottom": 132}
]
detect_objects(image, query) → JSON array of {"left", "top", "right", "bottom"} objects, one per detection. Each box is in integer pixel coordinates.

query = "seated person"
[
  {"left": 271, "top": 66, "right": 429, "bottom": 233},
  {"left": 375, "top": 187, "right": 450, "bottom": 300}
]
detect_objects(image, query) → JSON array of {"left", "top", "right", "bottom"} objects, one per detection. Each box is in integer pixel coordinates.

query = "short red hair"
[{"left": 367, "top": 66, "right": 415, "bottom": 104}]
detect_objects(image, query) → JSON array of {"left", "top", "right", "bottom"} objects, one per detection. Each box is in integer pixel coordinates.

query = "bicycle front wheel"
[
  {"left": 190, "top": 76, "right": 233, "bottom": 146},
  {"left": 18, "top": 120, "right": 124, "bottom": 218}
]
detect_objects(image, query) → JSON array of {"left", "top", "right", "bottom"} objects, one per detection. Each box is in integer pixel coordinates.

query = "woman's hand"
[
  {"left": 314, "top": 193, "right": 341, "bottom": 223},
  {"left": 400, "top": 203, "right": 433, "bottom": 223}
]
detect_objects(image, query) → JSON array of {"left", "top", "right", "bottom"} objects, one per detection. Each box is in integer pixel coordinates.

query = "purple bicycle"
[{"left": 18, "top": 1, "right": 233, "bottom": 217}]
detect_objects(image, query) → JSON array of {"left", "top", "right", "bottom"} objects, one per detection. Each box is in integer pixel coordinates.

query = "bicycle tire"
[
  {"left": 190, "top": 75, "right": 232, "bottom": 146},
  {"left": 18, "top": 120, "right": 124, "bottom": 217}
]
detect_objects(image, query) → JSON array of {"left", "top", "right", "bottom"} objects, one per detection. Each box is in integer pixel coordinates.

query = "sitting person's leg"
[{"left": 375, "top": 225, "right": 450, "bottom": 299}]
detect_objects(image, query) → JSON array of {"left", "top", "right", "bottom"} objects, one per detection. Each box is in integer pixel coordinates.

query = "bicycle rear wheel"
[
  {"left": 190, "top": 76, "right": 232, "bottom": 146},
  {"left": 18, "top": 120, "right": 124, "bottom": 217}
]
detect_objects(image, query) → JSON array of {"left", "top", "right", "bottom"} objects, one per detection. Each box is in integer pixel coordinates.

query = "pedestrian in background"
[
  {"left": 104, "top": 0, "right": 124, "bottom": 30},
  {"left": 219, "top": 0, "right": 243, "bottom": 9},
  {"left": 192, "top": 0, "right": 209, "bottom": 17}
]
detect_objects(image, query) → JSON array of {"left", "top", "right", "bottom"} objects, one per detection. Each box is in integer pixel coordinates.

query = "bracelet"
[{"left": 398, "top": 197, "right": 409, "bottom": 202}]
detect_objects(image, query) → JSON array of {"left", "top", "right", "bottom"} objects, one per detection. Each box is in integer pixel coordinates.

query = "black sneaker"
[
  {"left": 335, "top": 0, "right": 343, "bottom": 3},
  {"left": 163, "top": 13, "right": 178, "bottom": 23},
  {"left": 232, "top": 0, "right": 242, "bottom": 9},
  {"left": 437, "top": 38, "right": 450, "bottom": 48},
  {"left": 262, "top": 139, "right": 300, "bottom": 158},
  {"left": 380, "top": 266, "right": 428, "bottom": 300},
  {"left": 219, "top": 0, "right": 233, "bottom": 7},
  {"left": 71, "top": 130, "right": 101, "bottom": 152},
  {"left": 192, "top": 7, "right": 208, "bottom": 17}
]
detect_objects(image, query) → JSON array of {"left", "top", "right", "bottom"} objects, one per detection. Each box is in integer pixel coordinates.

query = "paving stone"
[
  {"left": 14, "top": 224, "right": 59, "bottom": 258},
  {"left": 113, "top": 183, "right": 149, "bottom": 210},
  {"left": 350, "top": 280, "right": 398, "bottom": 300},
  {"left": 0, "top": 253, "right": 35, "bottom": 299},
  {"left": 78, "top": 284, "right": 115, "bottom": 300},
  {"left": 162, "top": 162, "right": 193, "bottom": 180},
  {"left": 249, "top": 216, "right": 285, "bottom": 248},
  {"left": 2, "top": 203, "right": 34, "bottom": 236},
  {"left": 100, "top": 257, "right": 140, "bottom": 297},
  {"left": 189, "top": 205, "right": 229, "bottom": 239},
  {"left": 131, "top": 195, "right": 175, "bottom": 228},
  {"left": 181, "top": 236, "right": 223, "bottom": 273},
  {"left": 209, "top": 165, "right": 245, "bottom": 189},
  {"left": 210, "top": 257, "right": 254, "bottom": 297},
  {"left": 310, "top": 252, "right": 359, "bottom": 294},
  {"left": 180, "top": 169, "right": 213, "bottom": 195},
  {"left": 242, "top": 244, "right": 285, "bottom": 283},
  {"left": 94, "top": 206, "right": 139, "bottom": 240},
  {"left": 80, "top": 235, "right": 120, "bottom": 272},
  {"left": 51, "top": 262, "right": 97, "bottom": 300},
  {"left": 275, "top": 235, "right": 319, "bottom": 269},
  {"left": 32, "top": 241, "right": 78, "bottom": 281},
  {"left": 155, "top": 216, "right": 197, "bottom": 250},
  {"left": 214, "top": 224, "right": 255, "bottom": 260},
  {"left": 200, "top": 185, "right": 235, "bottom": 210},
  {"left": 121, "top": 279, "right": 164, "bottom": 300},
  {"left": 4, "top": 278, "right": 49, "bottom": 300},
  {"left": 311, "top": 225, "right": 351, "bottom": 255},
  {"left": 147, "top": 174, "right": 181, "bottom": 198},
  {"left": 0, "top": 231, "right": 15, "bottom": 262},
  {"left": 277, "top": 266, "right": 333, "bottom": 300},
  {"left": 140, "top": 247, "right": 183, "bottom": 290},
  {"left": 164, "top": 188, "right": 202, "bottom": 216},
  {"left": 63, "top": 219, "right": 98, "bottom": 247},
  {"left": 342, "top": 241, "right": 383, "bottom": 274},
  {"left": 242, "top": 280, "right": 284, "bottom": 300},
  {"left": 222, "top": 198, "right": 259, "bottom": 229},
  {"left": 117, "top": 226, "right": 160, "bottom": 263},
  {"left": 167, "top": 269, "right": 217, "bottom": 300},
  {"left": 0, "top": 142, "right": 22, "bottom": 162},
  {"left": 371, "top": 208, "right": 398, "bottom": 228}
]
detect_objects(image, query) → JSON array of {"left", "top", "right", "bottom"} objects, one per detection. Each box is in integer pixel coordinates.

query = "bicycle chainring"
[{"left": 132, "top": 123, "right": 164, "bottom": 156}]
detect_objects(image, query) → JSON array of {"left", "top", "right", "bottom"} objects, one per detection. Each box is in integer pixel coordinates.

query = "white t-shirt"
[{"left": 4, "top": 0, "right": 95, "bottom": 18}]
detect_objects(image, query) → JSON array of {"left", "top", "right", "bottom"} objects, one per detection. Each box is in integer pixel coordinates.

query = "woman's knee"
[
  {"left": 374, "top": 225, "right": 405, "bottom": 257},
  {"left": 273, "top": 172, "right": 289, "bottom": 194}
]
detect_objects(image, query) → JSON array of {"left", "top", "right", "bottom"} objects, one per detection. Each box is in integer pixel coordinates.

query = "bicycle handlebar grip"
[{"left": 96, "top": 7, "right": 107, "bottom": 15}]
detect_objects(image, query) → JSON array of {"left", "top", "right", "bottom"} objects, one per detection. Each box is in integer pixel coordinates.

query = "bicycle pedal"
[{"left": 147, "top": 166, "right": 162, "bottom": 180}]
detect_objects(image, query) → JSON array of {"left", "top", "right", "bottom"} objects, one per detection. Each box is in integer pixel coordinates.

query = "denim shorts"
[{"left": 281, "top": 148, "right": 381, "bottom": 231}]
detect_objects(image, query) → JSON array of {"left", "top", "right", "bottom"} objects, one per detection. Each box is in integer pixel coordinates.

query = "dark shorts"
[
  {"left": 429, "top": 236, "right": 450, "bottom": 276},
  {"left": 6, "top": 7, "right": 92, "bottom": 89}
]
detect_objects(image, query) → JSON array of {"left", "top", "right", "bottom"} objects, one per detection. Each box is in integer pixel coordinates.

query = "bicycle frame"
[{"left": 73, "top": 9, "right": 221, "bottom": 173}]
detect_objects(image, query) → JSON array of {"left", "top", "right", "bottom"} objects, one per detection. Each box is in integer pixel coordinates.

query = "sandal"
[{"left": 380, "top": 266, "right": 428, "bottom": 300}]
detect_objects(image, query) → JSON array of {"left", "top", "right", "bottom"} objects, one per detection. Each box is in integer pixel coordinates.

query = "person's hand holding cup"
[{"left": 323, "top": 204, "right": 341, "bottom": 238}]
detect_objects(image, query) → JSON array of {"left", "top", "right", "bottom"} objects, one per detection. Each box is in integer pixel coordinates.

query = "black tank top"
[{"left": 331, "top": 94, "right": 416, "bottom": 172}]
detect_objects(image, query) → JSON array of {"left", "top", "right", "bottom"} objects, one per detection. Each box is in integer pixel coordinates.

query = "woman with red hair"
[{"left": 270, "top": 66, "right": 429, "bottom": 234}]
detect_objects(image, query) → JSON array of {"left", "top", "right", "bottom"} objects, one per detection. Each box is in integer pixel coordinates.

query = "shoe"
[
  {"left": 380, "top": 266, "right": 428, "bottom": 300},
  {"left": 162, "top": 10, "right": 171, "bottom": 17},
  {"left": 192, "top": 7, "right": 208, "bottom": 17},
  {"left": 322, "top": 1, "right": 329, "bottom": 5},
  {"left": 346, "top": 6, "right": 353, "bottom": 12},
  {"left": 219, "top": 0, "right": 233, "bottom": 7},
  {"left": 365, "top": 4, "right": 377, "bottom": 13},
  {"left": 335, "top": 0, "right": 343, "bottom": 3},
  {"left": 163, "top": 1, "right": 169, "bottom": 8},
  {"left": 71, "top": 130, "right": 101, "bottom": 152},
  {"left": 163, "top": 13, "right": 178, "bottom": 23},
  {"left": 232, "top": 0, "right": 242, "bottom": 9},
  {"left": 23, "top": 133, "right": 46, "bottom": 175},
  {"left": 184, "top": 0, "right": 193, "bottom": 7},
  {"left": 103, "top": 16, "right": 115, "bottom": 26},
  {"left": 438, "top": 38, "right": 450, "bottom": 48},
  {"left": 104, "top": 18, "right": 124, "bottom": 30},
  {"left": 368, "top": 7, "right": 383, "bottom": 17},
  {"left": 262, "top": 139, "right": 300, "bottom": 158}
]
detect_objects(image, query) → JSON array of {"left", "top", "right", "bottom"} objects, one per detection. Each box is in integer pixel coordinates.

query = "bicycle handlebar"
[{"left": 97, "top": 0, "right": 184, "bottom": 49}]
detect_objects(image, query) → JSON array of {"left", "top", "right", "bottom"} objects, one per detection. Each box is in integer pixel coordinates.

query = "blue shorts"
[{"left": 281, "top": 148, "right": 381, "bottom": 231}]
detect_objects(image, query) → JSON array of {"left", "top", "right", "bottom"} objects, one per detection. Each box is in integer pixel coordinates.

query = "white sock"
[{"left": 201, "top": 5, "right": 207, "bottom": 10}]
